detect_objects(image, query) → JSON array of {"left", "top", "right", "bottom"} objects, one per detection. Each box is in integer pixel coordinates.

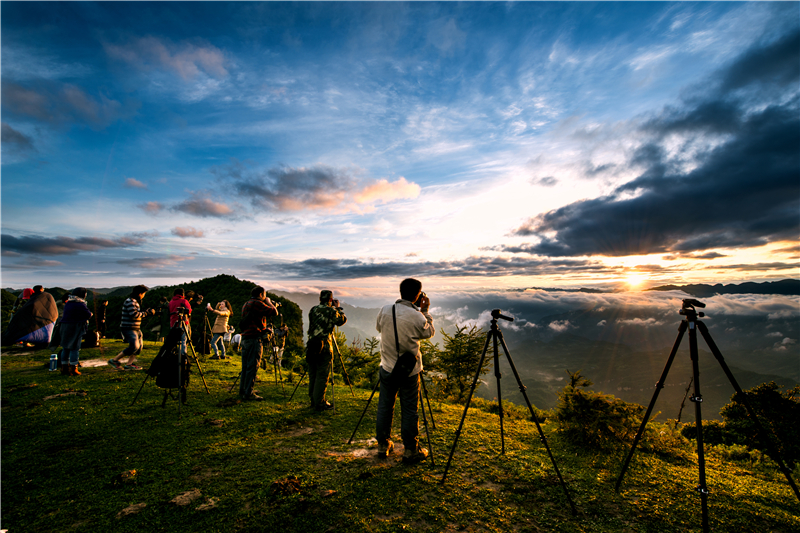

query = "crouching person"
[
  {"left": 375, "top": 278, "right": 435, "bottom": 462},
  {"left": 305, "top": 290, "right": 347, "bottom": 412}
]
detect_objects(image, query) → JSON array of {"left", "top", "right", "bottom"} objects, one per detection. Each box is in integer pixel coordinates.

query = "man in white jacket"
[{"left": 375, "top": 278, "right": 435, "bottom": 462}]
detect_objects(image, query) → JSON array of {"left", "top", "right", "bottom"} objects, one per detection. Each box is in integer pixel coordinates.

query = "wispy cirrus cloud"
[
  {"left": 103, "top": 36, "right": 228, "bottom": 81},
  {"left": 113, "top": 254, "right": 194, "bottom": 270}
]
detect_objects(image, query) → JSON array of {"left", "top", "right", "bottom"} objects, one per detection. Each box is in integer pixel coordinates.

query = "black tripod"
[
  {"left": 440, "top": 309, "right": 577, "bottom": 515},
  {"left": 615, "top": 299, "right": 800, "bottom": 532},
  {"left": 131, "top": 316, "right": 210, "bottom": 418},
  {"left": 347, "top": 371, "right": 437, "bottom": 455}
]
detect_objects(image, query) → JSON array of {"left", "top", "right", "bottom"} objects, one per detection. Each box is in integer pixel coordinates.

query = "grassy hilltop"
[{"left": 1, "top": 339, "right": 798, "bottom": 533}]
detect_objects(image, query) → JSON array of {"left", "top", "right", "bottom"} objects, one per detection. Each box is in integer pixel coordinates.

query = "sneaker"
[
  {"left": 315, "top": 401, "right": 334, "bottom": 412},
  {"left": 108, "top": 359, "right": 122, "bottom": 369},
  {"left": 402, "top": 446, "right": 429, "bottom": 464},
  {"left": 247, "top": 393, "right": 264, "bottom": 401},
  {"left": 124, "top": 364, "right": 142, "bottom": 370},
  {"left": 377, "top": 440, "right": 394, "bottom": 458}
]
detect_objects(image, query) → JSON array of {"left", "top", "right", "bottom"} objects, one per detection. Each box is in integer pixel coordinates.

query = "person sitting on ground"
[
  {"left": 109, "top": 285, "right": 155, "bottom": 370},
  {"left": 207, "top": 300, "right": 232, "bottom": 360},
  {"left": 11, "top": 287, "right": 33, "bottom": 316},
  {"left": 59, "top": 288, "right": 93, "bottom": 376},
  {"left": 306, "top": 290, "right": 347, "bottom": 411}
]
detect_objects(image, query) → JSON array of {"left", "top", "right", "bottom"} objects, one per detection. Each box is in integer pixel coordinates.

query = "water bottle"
[{"left": 49, "top": 353, "right": 58, "bottom": 372}]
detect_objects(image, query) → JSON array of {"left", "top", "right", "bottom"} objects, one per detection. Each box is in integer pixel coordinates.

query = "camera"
[
  {"left": 491, "top": 309, "right": 514, "bottom": 322},
  {"left": 173, "top": 306, "right": 190, "bottom": 316}
]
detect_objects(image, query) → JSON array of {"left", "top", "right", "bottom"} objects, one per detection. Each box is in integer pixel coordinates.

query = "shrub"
[{"left": 556, "top": 370, "right": 643, "bottom": 449}]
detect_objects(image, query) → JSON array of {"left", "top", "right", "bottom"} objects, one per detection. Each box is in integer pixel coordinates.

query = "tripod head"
[
  {"left": 680, "top": 299, "right": 705, "bottom": 319},
  {"left": 491, "top": 309, "right": 514, "bottom": 322}
]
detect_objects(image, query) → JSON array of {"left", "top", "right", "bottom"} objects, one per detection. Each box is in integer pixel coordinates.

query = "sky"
[{"left": 2, "top": 1, "right": 799, "bottom": 300}]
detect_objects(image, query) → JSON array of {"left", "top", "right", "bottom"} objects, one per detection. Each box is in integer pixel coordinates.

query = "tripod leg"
[
  {"left": 348, "top": 376, "right": 381, "bottom": 444},
  {"left": 493, "top": 328, "right": 505, "bottom": 455},
  {"left": 289, "top": 370, "right": 307, "bottom": 402},
  {"left": 441, "top": 330, "right": 492, "bottom": 484},
  {"left": 419, "top": 381, "right": 435, "bottom": 466},
  {"left": 330, "top": 354, "right": 336, "bottom": 414},
  {"left": 184, "top": 325, "right": 210, "bottom": 394},
  {"left": 420, "top": 373, "right": 436, "bottom": 430},
  {"left": 697, "top": 322, "right": 800, "bottom": 501},
  {"left": 616, "top": 320, "right": 688, "bottom": 492},
  {"left": 131, "top": 374, "right": 150, "bottom": 406},
  {"left": 332, "top": 337, "right": 355, "bottom": 397},
  {"left": 496, "top": 328, "right": 577, "bottom": 516},
  {"left": 229, "top": 371, "right": 241, "bottom": 394},
  {"left": 161, "top": 389, "right": 170, "bottom": 408},
  {"left": 688, "top": 322, "right": 710, "bottom": 533}
]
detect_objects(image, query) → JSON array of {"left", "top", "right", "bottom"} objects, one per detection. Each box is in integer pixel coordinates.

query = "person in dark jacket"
[
  {"left": 238, "top": 286, "right": 278, "bottom": 401},
  {"left": 59, "top": 287, "right": 93, "bottom": 376},
  {"left": 109, "top": 285, "right": 155, "bottom": 370},
  {"left": 96, "top": 300, "right": 108, "bottom": 339}
]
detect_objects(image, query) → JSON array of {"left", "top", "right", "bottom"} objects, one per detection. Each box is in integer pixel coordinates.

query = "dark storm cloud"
[
  {"left": 1, "top": 122, "right": 35, "bottom": 153},
  {"left": 212, "top": 161, "right": 357, "bottom": 212},
  {"left": 509, "top": 28, "right": 799, "bottom": 258},
  {"left": 254, "top": 256, "right": 612, "bottom": 280},
  {"left": 1, "top": 234, "right": 147, "bottom": 255}
]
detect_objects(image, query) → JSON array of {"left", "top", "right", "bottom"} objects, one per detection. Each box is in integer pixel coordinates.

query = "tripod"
[
  {"left": 348, "top": 372, "right": 437, "bottom": 461},
  {"left": 440, "top": 309, "right": 577, "bottom": 515},
  {"left": 131, "top": 317, "right": 210, "bottom": 418},
  {"left": 615, "top": 299, "right": 799, "bottom": 532}
]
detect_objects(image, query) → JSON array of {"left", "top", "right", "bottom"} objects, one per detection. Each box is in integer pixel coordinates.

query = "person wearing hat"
[
  {"left": 305, "top": 290, "right": 347, "bottom": 411},
  {"left": 59, "top": 288, "right": 93, "bottom": 376},
  {"left": 109, "top": 285, "right": 155, "bottom": 370}
]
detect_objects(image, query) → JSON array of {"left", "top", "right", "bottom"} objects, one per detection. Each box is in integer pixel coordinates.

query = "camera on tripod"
[
  {"left": 173, "top": 306, "right": 190, "bottom": 317},
  {"left": 680, "top": 299, "right": 705, "bottom": 318},
  {"left": 491, "top": 309, "right": 514, "bottom": 322}
]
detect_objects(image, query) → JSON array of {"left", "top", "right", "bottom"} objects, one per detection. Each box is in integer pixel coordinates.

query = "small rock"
[
  {"left": 116, "top": 502, "right": 146, "bottom": 518},
  {"left": 196, "top": 497, "right": 219, "bottom": 511},
  {"left": 170, "top": 488, "right": 202, "bottom": 506}
]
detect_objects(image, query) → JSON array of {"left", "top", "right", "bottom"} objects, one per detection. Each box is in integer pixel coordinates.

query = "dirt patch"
[
  {"left": 285, "top": 425, "right": 315, "bottom": 437},
  {"left": 116, "top": 502, "right": 146, "bottom": 518},
  {"left": 189, "top": 467, "right": 220, "bottom": 482},
  {"left": 171, "top": 488, "right": 202, "bottom": 506}
]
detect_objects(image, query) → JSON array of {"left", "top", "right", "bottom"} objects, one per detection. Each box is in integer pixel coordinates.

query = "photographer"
[
  {"left": 239, "top": 286, "right": 278, "bottom": 401},
  {"left": 109, "top": 285, "right": 155, "bottom": 370},
  {"left": 375, "top": 278, "right": 435, "bottom": 463},
  {"left": 207, "top": 300, "right": 232, "bottom": 360},
  {"left": 168, "top": 288, "right": 192, "bottom": 357},
  {"left": 306, "top": 290, "right": 347, "bottom": 412}
]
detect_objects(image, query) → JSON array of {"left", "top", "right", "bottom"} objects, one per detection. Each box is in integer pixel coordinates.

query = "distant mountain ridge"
[{"left": 648, "top": 279, "right": 799, "bottom": 297}]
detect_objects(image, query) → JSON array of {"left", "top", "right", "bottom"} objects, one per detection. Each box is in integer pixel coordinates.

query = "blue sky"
[{"left": 2, "top": 2, "right": 798, "bottom": 298}]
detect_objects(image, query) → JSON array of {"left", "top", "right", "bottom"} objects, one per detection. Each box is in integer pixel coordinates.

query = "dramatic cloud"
[
  {"left": 124, "top": 177, "right": 147, "bottom": 189},
  {"left": 1, "top": 122, "right": 35, "bottom": 153},
  {"left": 1, "top": 234, "right": 146, "bottom": 255},
  {"left": 2, "top": 80, "right": 136, "bottom": 128},
  {"left": 213, "top": 161, "right": 420, "bottom": 214},
  {"left": 509, "top": 29, "right": 799, "bottom": 258},
  {"left": 172, "top": 194, "right": 235, "bottom": 218},
  {"left": 171, "top": 226, "right": 204, "bottom": 238},
  {"left": 254, "top": 255, "right": 613, "bottom": 280},
  {"left": 104, "top": 36, "right": 228, "bottom": 80}
]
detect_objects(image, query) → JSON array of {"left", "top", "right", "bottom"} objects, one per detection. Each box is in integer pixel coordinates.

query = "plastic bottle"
[{"left": 49, "top": 353, "right": 58, "bottom": 371}]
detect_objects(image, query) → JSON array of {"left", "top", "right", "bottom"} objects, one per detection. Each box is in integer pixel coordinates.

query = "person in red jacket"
[{"left": 168, "top": 288, "right": 192, "bottom": 356}]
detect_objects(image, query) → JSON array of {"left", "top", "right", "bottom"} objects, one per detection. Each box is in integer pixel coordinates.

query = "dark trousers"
[
  {"left": 306, "top": 337, "right": 332, "bottom": 406},
  {"left": 376, "top": 368, "right": 420, "bottom": 451},
  {"left": 240, "top": 337, "right": 262, "bottom": 399}
]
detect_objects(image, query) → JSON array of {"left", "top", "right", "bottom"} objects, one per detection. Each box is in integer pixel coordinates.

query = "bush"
[{"left": 556, "top": 370, "right": 643, "bottom": 449}]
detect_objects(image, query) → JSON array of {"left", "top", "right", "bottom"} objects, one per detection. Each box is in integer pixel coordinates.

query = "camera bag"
[{"left": 389, "top": 304, "right": 417, "bottom": 383}]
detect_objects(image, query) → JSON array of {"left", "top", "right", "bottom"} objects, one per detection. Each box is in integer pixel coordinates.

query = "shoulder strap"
[{"left": 392, "top": 304, "right": 401, "bottom": 356}]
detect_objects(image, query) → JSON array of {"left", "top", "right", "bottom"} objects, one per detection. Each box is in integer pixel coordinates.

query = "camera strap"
[{"left": 392, "top": 305, "right": 400, "bottom": 357}]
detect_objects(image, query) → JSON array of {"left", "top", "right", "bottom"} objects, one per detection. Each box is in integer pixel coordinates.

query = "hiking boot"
[
  {"left": 315, "top": 401, "right": 334, "bottom": 412},
  {"left": 108, "top": 359, "right": 122, "bottom": 369},
  {"left": 377, "top": 440, "right": 394, "bottom": 458},
  {"left": 402, "top": 446, "right": 429, "bottom": 464},
  {"left": 69, "top": 365, "right": 81, "bottom": 376},
  {"left": 60, "top": 364, "right": 71, "bottom": 376}
]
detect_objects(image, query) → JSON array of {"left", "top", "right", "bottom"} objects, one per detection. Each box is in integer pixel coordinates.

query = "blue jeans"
[
  {"left": 376, "top": 368, "right": 420, "bottom": 450},
  {"left": 240, "top": 337, "right": 262, "bottom": 398},
  {"left": 121, "top": 329, "right": 143, "bottom": 356},
  {"left": 211, "top": 333, "right": 225, "bottom": 357},
  {"left": 61, "top": 349, "right": 80, "bottom": 366}
]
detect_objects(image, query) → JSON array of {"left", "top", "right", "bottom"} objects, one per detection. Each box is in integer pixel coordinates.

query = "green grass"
[{"left": 2, "top": 341, "right": 798, "bottom": 532}]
